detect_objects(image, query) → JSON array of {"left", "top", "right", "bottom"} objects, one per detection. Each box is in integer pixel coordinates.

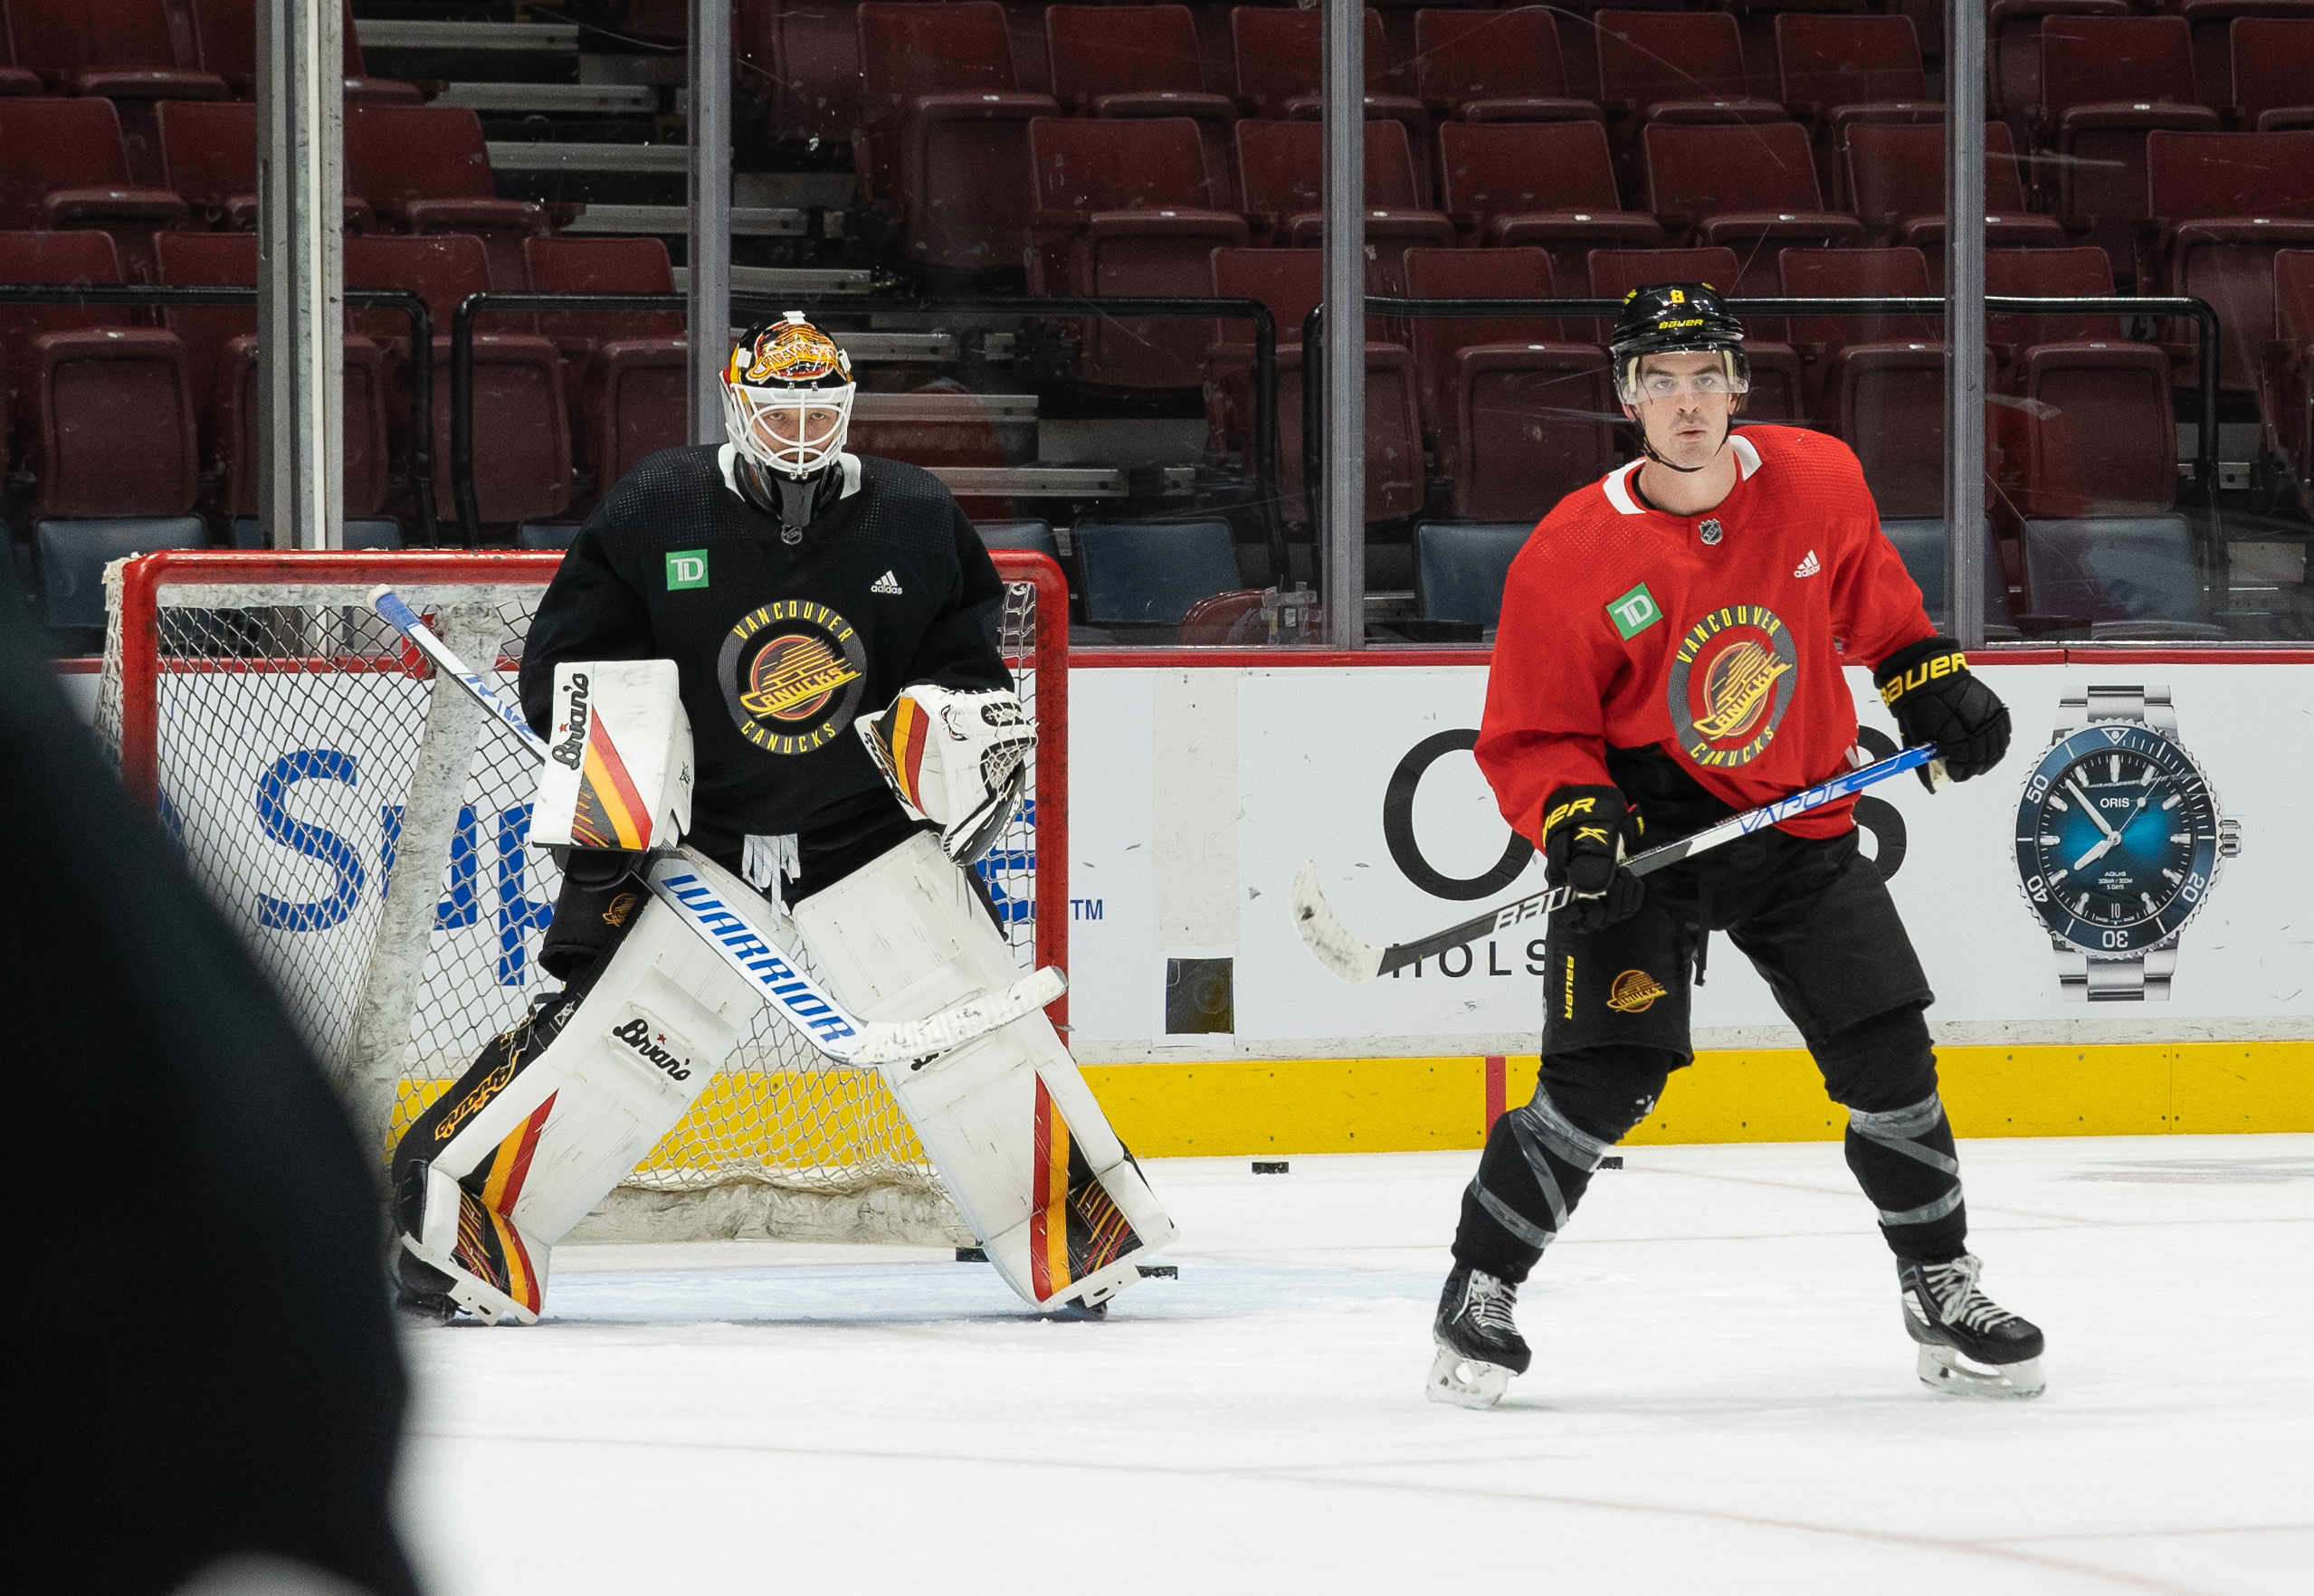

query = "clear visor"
[
  {"left": 1615, "top": 350, "right": 1749, "bottom": 405},
  {"left": 722, "top": 381, "right": 855, "bottom": 477}
]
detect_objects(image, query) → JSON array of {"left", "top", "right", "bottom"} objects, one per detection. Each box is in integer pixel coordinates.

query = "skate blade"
[
  {"left": 1426, "top": 1345, "right": 1513, "bottom": 1409},
  {"left": 1917, "top": 1344, "right": 2045, "bottom": 1400}
]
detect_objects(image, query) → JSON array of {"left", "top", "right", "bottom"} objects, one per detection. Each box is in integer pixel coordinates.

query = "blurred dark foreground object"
[{"left": 2, "top": 563, "right": 418, "bottom": 1596}]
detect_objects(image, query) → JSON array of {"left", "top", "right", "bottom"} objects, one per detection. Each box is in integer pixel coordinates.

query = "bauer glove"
[
  {"left": 1541, "top": 784, "right": 1645, "bottom": 933},
  {"left": 1874, "top": 635, "right": 2011, "bottom": 787}
]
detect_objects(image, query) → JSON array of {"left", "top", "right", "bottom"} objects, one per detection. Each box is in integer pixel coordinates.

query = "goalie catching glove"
[
  {"left": 1541, "top": 784, "right": 1645, "bottom": 932},
  {"left": 1874, "top": 636, "right": 2010, "bottom": 789},
  {"left": 857, "top": 684, "right": 1033, "bottom": 865}
]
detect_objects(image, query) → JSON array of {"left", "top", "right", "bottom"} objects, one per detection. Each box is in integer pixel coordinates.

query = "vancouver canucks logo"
[
  {"left": 1663, "top": 603, "right": 1799, "bottom": 769},
  {"left": 717, "top": 599, "right": 868, "bottom": 755}
]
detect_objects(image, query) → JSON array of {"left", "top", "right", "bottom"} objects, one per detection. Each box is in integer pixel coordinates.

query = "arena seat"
[
  {"left": 516, "top": 523, "right": 581, "bottom": 550},
  {"left": 1232, "top": 119, "right": 1450, "bottom": 293},
  {"left": 1774, "top": 13, "right": 1939, "bottom": 208},
  {"left": 738, "top": 0, "right": 862, "bottom": 147},
  {"left": 157, "top": 100, "right": 374, "bottom": 233},
  {"left": 1982, "top": 245, "right": 2130, "bottom": 364},
  {"left": 1401, "top": 247, "right": 1615, "bottom": 524},
  {"left": 228, "top": 518, "right": 403, "bottom": 550},
  {"left": 35, "top": 516, "right": 205, "bottom": 652},
  {"left": 1779, "top": 245, "right": 1938, "bottom": 415},
  {"left": 1879, "top": 518, "right": 2020, "bottom": 636},
  {"left": 153, "top": 231, "right": 392, "bottom": 520},
  {"left": 1585, "top": 244, "right": 1806, "bottom": 422},
  {"left": 1640, "top": 121, "right": 1866, "bottom": 299},
  {"left": 974, "top": 519, "right": 1062, "bottom": 562},
  {"left": 1075, "top": 519, "right": 1243, "bottom": 628},
  {"left": 345, "top": 106, "right": 553, "bottom": 290},
  {"left": 1842, "top": 121, "right": 2064, "bottom": 268},
  {"left": 1414, "top": 521, "right": 1530, "bottom": 630},
  {"left": 1046, "top": 5, "right": 1236, "bottom": 203},
  {"left": 1987, "top": 0, "right": 2131, "bottom": 157},
  {"left": 1595, "top": 7, "right": 1787, "bottom": 174},
  {"left": 2019, "top": 515, "right": 2217, "bottom": 637},
  {"left": 1205, "top": 246, "right": 1424, "bottom": 526},
  {"left": 0, "top": 97, "right": 189, "bottom": 284},
  {"left": 190, "top": 0, "right": 423, "bottom": 104},
  {"left": 2231, "top": 17, "right": 2314, "bottom": 132},
  {"left": 2039, "top": 15, "right": 2219, "bottom": 276},
  {"left": 343, "top": 233, "right": 571, "bottom": 526},
  {"left": 2173, "top": 0, "right": 2314, "bottom": 114},
  {"left": 1027, "top": 116, "right": 1246, "bottom": 390},
  {"left": 0, "top": 230, "right": 197, "bottom": 520},
  {"left": 1436, "top": 120, "right": 1665, "bottom": 290},
  {"left": 1, "top": 0, "right": 229, "bottom": 137},
  {"left": 1231, "top": 8, "right": 1433, "bottom": 202},
  {"left": 519, "top": 235, "right": 683, "bottom": 506},
  {"left": 1777, "top": 246, "right": 1947, "bottom": 513},
  {"left": 1410, "top": 8, "right": 1598, "bottom": 126},
  {"left": 2257, "top": 248, "right": 2314, "bottom": 492},
  {"left": 2141, "top": 129, "right": 2314, "bottom": 394},
  {"left": 855, "top": 2, "right": 1059, "bottom": 277}
]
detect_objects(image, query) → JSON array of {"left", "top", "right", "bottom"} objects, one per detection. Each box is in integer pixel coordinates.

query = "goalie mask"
[
  {"left": 722, "top": 312, "right": 857, "bottom": 538},
  {"left": 1608, "top": 282, "right": 1749, "bottom": 473}
]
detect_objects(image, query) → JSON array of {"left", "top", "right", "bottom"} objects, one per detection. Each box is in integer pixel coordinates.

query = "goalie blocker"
[{"left": 392, "top": 661, "right": 1171, "bottom": 1321}]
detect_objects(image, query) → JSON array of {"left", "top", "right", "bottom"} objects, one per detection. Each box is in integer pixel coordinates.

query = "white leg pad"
[
  {"left": 397, "top": 888, "right": 767, "bottom": 1321},
  {"left": 792, "top": 831, "right": 1177, "bottom": 1310}
]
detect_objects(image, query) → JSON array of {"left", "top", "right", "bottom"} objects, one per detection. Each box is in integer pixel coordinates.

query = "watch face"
[{"left": 2014, "top": 724, "right": 2224, "bottom": 954}]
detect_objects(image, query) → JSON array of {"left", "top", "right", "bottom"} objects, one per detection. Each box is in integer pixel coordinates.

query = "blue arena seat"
[
  {"left": 1074, "top": 519, "right": 1241, "bottom": 627},
  {"left": 1414, "top": 522, "right": 1531, "bottom": 630},
  {"left": 36, "top": 516, "right": 205, "bottom": 651},
  {"left": 974, "top": 520, "right": 1062, "bottom": 562},
  {"left": 516, "top": 524, "right": 581, "bottom": 550},
  {"left": 1879, "top": 519, "right": 2018, "bottom": 636},
  {"left": 228, "top": 519, "right": 404, "bottom": 550},
  {"left": 2020, "top": 516, "right": 2221, "bottom": 638}
]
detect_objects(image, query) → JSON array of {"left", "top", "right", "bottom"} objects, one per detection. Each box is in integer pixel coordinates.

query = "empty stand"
[
  {"left": 1982, "top": 243, "right": 2131, "bottom": 359},
  {"left": 153, "top": 231, "right": 392, "bottom": 520},
  {"left": 1233, "top": 119, "right": 1450, "bottom": 292},
  {"left": 0, "top": 97, "right": 188, "bottom": 283},
  {"left": 1046, "top": 5, "right": 1236, "bottom": 200},
  {"left": 0, "top": 230, "right": 196, "bottom": 519},
  {"left": 2020, "top": 515, "right": 2215, "bottom": 637},
  {"left": 157, "top": 100, "right": 373, "bottom": 233},
  {"left": 1778, "top": 245, "right": 1947, "bottom": 514},
  {"left": 1231, "top": 7, "right": 1432, "bottom": 202},
  {"left": 1779, "top": 244, "right": 1938, "bottom": 409},
  {"left": 2230, "top": 17, "right": 2314, "bottom": 132},
  {"left": 1028, "top": 116, "right": 1245, "bottom": 388},
  {"left": 1075, "top": 518, "right": 1243, "bottom": 628},
  {"left": 1206, "top": 246, "right": 1424, "bottom": 525},
  {"left": 738, "top": 0, "right": 863, "bottom": 147},
  {"left": 190, "top": 0, "right": 422, "bottom": 104},
  {"left": 2174, "top": 0, "right": 2314, "bottom": 115},
  {"left": 345, "top": 106, "right": 553, "bottom": 290},
  {"left": 1410, "top": 8, "right": 1598, "bottom": 125},
  {"left": 1987, "top": 0, "right": 2131, "bottom": 156},
  {"left": 1775, "top": 13, "right": 1938, "bottom": 206},
  {"left": 1640, "top": 121, "right": 1866, "bottom": 299},
  {"left": 1586, "top": 244, "right": 1805, "bottom": 421},
  {"left": 856, "top": 2, "right": 1061, "bottom": 275},
  {"left": 1594, "top": 8, "right": 1786, "bottom": 166},
  {"left": 1437, "top": 120, "right": 1664, "bottom": 290},
  {"left": 2143, "top": 129, "right": 2314, "bottom": 393},
  {"left": 2040, "top": 15, "right": 2219, "bottom": 273},
  {"left": 343, "top": 233, "right": 570, "bottom": 526},
  {"left": 520, "top": 235, "right": 685, "bottom": 502},
  {"left": 1402, "top": 247, "right": 1614, "bottom": 524},
  {"left": 1414, "top": 521, "right": 1529, "bottom": 629},
  {"left": 5, "top": 0, "right": 228, "bottom": 185},
  {"left": 1843, "top": 121, "right": 2064, "bottom": 266}
]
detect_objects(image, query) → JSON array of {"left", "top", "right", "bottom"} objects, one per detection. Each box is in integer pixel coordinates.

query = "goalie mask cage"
[{"left": 97, "top": 548, "right": 1068, "bottom": 1246}]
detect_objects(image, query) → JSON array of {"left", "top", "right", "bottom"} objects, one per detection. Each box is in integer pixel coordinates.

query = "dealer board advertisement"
[{"left": 1065, "top": 662, "right": 2314, "bottom": 1055}]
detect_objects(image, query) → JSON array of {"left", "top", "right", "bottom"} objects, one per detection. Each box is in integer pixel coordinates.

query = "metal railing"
[
  {"left": 0, "top": 283, "right": 435, "bottom": 546},
  {"left": 446, "top": 291, "right": 1284, "bottom": 571}
]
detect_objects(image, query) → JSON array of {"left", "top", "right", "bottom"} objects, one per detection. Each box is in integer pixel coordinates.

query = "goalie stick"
[
  {"left": 1292, "top": 744, "right": 1945, "bottom": 983},
  {"left": 367, "top": 584, "right": 1062, "bottom": 1069}
]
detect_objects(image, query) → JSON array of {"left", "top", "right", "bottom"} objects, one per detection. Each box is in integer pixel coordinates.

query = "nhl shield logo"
[{"left": 1699, "top": 518, "right": 1725, "bottom": 546}]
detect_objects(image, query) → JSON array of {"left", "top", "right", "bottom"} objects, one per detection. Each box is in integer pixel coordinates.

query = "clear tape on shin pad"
[
  {"left": 396, "top": 891, "right": 765, "bottom": 1322},
  {"left": 792, "top": 831, "right": 1178, "bottom": 1310}
]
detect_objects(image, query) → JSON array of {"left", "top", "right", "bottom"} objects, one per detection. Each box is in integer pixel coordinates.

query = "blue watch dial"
[{"left": 2014, "top": 725, "right": 2221, "bottom": 955}]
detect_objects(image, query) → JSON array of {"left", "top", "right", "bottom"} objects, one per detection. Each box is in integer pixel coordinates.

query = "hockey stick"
[
  {"left": 368, "top": 585, "right": 1064, "bottom": 1069},
  {"left": 1292, "top": 744, "right": 1944, "bottom": 983}
]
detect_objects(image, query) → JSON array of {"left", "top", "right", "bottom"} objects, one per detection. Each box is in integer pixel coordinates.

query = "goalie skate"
[{"left": 1900, "top": 1254, "right": 2046, "bottom": 1400}]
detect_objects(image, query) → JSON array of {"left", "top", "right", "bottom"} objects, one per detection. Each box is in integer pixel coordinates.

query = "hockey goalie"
[{"left": 389, "top": 312, "right": 1174, "bottom": 1325}]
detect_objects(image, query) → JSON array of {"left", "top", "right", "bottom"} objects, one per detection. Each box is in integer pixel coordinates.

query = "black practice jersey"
[{"left": 519, "top": 446, "right": 1012, "bottom": 852}]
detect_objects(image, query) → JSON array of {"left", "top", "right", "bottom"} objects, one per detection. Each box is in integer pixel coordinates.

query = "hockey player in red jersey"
[{"left": 1428, "top": 284, "right": 2044, "bottom": 1408}]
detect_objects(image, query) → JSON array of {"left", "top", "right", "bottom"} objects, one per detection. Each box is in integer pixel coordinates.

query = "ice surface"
[{"left": 398, "top": 1135, "right": 2314, "bottom": 1595}]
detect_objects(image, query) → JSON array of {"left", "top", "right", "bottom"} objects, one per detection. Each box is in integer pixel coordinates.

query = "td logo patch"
[
  {"left": 1607, "top": 969, "right": 1667, "bottom": 1013},
  {"left": 1606, "top": 582, "right": 1662, "bottom": 640},
  {"left": 716, "top": 600, "right": 867, "bottom": 755},
  {"left": 1664, "top": 603, "right": 1799, "bottom": 769},
  {"left": 666, "top": 549, "right": 709, "bottom": 590}
]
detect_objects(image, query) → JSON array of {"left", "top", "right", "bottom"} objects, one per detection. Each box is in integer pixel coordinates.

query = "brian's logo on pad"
[
  {"left": 550, "top": 672, "right": 590, "bottom": 770},
  {"left": 610, "top": 1017, "right": 693, "bottom": 1081}
]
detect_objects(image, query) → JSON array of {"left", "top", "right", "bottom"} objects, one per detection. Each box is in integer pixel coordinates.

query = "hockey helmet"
[
  {"left": 1607, "top": 283, "right": 1748, "bottom": 405},
  {"left": 722, "top": 312, "right": 857, "bottom": 480}
]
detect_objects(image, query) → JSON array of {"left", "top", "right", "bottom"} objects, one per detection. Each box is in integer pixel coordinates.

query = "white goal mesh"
[{"left": 96, "top": 550, "right": 1067, "bottom": 1243}]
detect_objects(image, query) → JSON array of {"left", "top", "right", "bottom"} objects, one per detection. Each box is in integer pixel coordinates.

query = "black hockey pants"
[{"left": 1452, "top": 826, "right": 1969, "bottom": 1285}]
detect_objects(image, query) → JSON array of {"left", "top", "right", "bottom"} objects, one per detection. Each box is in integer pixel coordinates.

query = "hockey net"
[{"left": 96, "top": 549, "right": 1068, "bottom": 1245}]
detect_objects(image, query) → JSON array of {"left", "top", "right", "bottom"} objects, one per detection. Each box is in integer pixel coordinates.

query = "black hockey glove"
[
  {"left": 1874, "top": 635, "right": 2011, "bottom": 788},
  {"left": 1541, "top": 784, "right": 1646, "bottom": 933}
]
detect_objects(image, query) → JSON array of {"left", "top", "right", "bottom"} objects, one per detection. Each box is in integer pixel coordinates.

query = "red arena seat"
[
  {"left": 1777, "top": 245, "right": 1951, "bottom": 511},
  {"left": 1437, "top": 119, "right": 1665, "bottom": 290},
  {"left": 1410, "top": 7, "right": 1599, "bottom": 126},
  {"left": 1594, "top": 7, "right": 1786, "bottom": 176},
  {"left": 189, "top": 0, "right": 423, "bottom": 104},
  {"left": 1045, "top": 5, "right": 1237, "bottom": 202},
  {"left": 1774, "top": 13, "right": 1939, "bottom": 207},
  {"left": 1987, "top": 0, "right": 2132, "bottom": 156},
  {"left": 1026, "top": 116, "right": 1247, "bottom": 390},
  {"left": 2039, "top": 14, "right": 2220, "bottom": 275},
  {"left": 0, "top": 97, "right": 188, "bottom": 283},
  {"left": 1232, "top": 119, "right": 1451, "bottom": 293},
  {"left": 1640, "top": 121, "right": 1866, "bottom": 299},
  {"left": 152, "top": 231, "right": 391, "bottom": 520},
  {"left": 1843, "top": 121, "right": 2065, "bottom": 269},
  {"left": 345, "top": 106, "right": 554, "bottom": 290},
  {"left": 3, "top": 0, "right": 229, "bottom": 184},
  {"left": 2229, "top": 17, "right": 2314, "bottom": 132},
  {"left": 1230, "top": 7, "right": 1433, "bottom": 201},
  {"left": 1779, "top": 244, "right": 1938, "bottom": 418},
  {"left": 738, "top": 0, "right": 862, "bottom": 147},
  {"left": 2141, "top": 129, "right": 2314, "bottom": 393},
  {"left": 2173, "top": 0, "right": 2314, "bottom": 115},
  {"left": 157, "top": 100, "right": 374, "bottom": 233}
]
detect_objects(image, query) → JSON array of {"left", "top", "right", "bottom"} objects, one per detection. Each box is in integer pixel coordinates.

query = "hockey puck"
[
  {"left": 1252, "top": 1160, "right": 1289, "bottom": 1173},
  {"left": 1136, "top": 1265, "right": 1178, "bottom": 1279},
  {"left": 1599, "top": 1155, "right": 1624, "bottom": 1170},
  {"left": 955, "top": 1246, "right": 989, "bottom": 1263}
]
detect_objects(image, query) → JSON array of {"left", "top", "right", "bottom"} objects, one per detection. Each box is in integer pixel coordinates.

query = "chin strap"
[{"left": 736, "top": 454, "right": 842, "bottom": 542}]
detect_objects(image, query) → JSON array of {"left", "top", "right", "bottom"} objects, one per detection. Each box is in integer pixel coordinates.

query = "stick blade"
[
  {"left": 851, "top": 964, "right": 1068, "bottom": 1066},
  {"left": 1291, "top": 861, "right": 1384, "bottom": 983}
]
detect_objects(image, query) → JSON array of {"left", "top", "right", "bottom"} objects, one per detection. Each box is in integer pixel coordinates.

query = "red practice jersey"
[{"left": 1477, "top": 424, "right": 1936, "bottom": 842}]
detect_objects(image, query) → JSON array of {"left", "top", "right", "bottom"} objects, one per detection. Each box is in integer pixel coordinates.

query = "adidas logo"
[
  {"left": 870, "top": 570, "right": 903, "bottom": 595},
  {"left": 1793, "top": 550, "right": 1821, "bottom": 579}
]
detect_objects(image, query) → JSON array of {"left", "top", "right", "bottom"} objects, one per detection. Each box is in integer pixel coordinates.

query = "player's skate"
[
  {"left": 1899, "top": 1253, "right": 2045, "bottom": 1399},
  {"left": 1426, "top": 1265, "right": 1531, "bottom": 1409}
]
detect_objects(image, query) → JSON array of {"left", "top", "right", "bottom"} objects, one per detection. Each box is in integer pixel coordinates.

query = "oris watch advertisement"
[{"left": 1063, "top": 662, "right": 2308, "bottom": 1054}]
